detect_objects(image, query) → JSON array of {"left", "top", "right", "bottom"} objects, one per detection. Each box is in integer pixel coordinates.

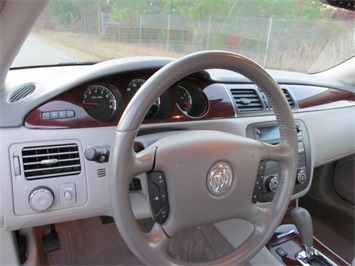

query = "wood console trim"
[{"left": 267, "top": 204, "right": 350, "bottom": 266}]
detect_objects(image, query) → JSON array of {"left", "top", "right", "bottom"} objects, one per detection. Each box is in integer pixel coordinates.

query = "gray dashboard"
[{"left": 0, "top": 57, "right": 354, "bottom": 230}]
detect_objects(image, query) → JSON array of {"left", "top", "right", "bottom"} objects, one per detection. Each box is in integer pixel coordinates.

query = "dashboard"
[
  {"left": 23, "top": 70, "right": 235, "bottom": 129},
  {"left": 0, "top": 57, "right": 354, "bottom": 231}
]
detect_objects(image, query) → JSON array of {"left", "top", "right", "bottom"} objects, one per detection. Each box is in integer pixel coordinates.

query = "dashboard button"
[
  {"left": 41, "top": 112, "right": 50, "bottom": 120},
  {"left": 66, "top": 110, "right": 75, "bottom": 118},
  {"left": 59, "top": 183, "right": 76, "bottom": 205},
  {"left": 50, "top": 111, "right": 59, "bottom": 119},
  {"left": 58, "top": 110, "right": 67, "bottom": 119}
]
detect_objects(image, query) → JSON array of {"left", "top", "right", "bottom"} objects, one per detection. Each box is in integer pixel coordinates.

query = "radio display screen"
[{"left": 259, "top": 126, "right": 280, "bottom": 144}]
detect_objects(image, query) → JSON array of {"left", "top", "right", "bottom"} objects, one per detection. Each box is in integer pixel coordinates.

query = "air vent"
[
  {"left": 97, "top": 168, "right": 107, "bottom": 178},
  {"left": 282, "top": 88, "right": 296, "bottom": 109},
  {"left": 9, "top": 83, "right": 37, "bottom": 103},
  {"left": 230, "top": 88, "right": 263, "bottom": 112},
  {"left": 22, "top": 144, "right": 81, "bottom": 180}
]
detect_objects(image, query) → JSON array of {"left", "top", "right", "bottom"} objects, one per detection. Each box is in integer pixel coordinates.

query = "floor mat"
[
  {"left": 44, "top": 217, "right": 144, "bottom": 265},
  {"left": 38, "top": 217, "right": 234, "bottom": 265}
]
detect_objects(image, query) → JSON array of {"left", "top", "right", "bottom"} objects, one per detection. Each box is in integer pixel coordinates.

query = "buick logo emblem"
[{"left": 207, "top": 162, "right": 233, "bottom": 196}]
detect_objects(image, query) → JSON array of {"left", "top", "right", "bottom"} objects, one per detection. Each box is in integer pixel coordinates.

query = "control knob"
[
  {"left": 266, "top": 176, "right": 279, "bottom": 192},
  {"left": 29, "top": 186, "right": 54, "bottom": 212},
  {"left": 297, "top": 169, "right": 307, "bottom": 184}
]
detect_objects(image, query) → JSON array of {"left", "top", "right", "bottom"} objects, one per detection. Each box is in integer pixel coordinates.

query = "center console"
[
  {"left": 246, "top": 120, "right": 311, "bottom": 202},
  {"left": 267, "top": 202, "right": 349, "bottom": 266}
]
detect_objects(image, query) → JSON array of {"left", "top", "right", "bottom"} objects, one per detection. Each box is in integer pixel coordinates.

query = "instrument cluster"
[{"left": 81, "top": 77, "right": 209, "bottom": 122}]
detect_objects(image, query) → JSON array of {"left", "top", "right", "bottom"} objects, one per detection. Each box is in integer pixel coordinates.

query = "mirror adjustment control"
[{"left": 84, "top": 145, "right": 110, "bottom": 163}]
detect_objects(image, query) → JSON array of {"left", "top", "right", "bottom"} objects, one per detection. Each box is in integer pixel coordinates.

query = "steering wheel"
[{"left": 109, "top": 51, "right": 298, "bottom": 265}]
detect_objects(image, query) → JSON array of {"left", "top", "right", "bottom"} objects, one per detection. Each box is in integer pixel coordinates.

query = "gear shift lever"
[{"left": 291, "top": 207, "right": 314, "bottom": 259}]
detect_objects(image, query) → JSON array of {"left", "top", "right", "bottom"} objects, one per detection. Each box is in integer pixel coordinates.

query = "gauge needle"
[{"left": 83, "top": 102, "right": 99, "bottom": 107}]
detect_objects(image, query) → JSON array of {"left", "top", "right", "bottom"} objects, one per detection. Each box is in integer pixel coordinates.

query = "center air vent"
[
  {"left": 22, "top": 144, "right": 81, "bottom": 180},
  {"left": 9, "top": 83, "right": 37, "bottom": 103},
  {"left": 230, "top": 88, "right": 263, "bottom": 112}
]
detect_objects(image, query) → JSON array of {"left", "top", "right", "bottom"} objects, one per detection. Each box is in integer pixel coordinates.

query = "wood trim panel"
[{"left": 24, "top": 75, "right": 235, "bottom": 129}]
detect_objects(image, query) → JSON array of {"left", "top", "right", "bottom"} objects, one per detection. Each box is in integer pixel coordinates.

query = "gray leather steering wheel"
[{"left": 109, "top": 51, "right": 298, "bottom": 265}]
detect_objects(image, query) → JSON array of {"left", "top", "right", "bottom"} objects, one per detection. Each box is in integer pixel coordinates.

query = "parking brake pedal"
[{"left": 42, "top": 224, "right": 60, "bottom": 253}]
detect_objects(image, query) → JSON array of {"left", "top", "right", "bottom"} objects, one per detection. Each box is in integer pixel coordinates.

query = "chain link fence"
[
  {"left": 100, "top": 14, "right": 354, "bottom": 72},
  {"left": 37, "top": 5, "right": 354, "bottom": 73}
]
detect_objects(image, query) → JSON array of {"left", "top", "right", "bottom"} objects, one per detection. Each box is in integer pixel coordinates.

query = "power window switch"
[{"left": 59, "top": 183, "right": 76, "bottom": 205}]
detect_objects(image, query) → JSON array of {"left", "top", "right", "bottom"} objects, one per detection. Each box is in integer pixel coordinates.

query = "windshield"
[{"left": 12, "top": 0, "right": 355, "bottom": 73}]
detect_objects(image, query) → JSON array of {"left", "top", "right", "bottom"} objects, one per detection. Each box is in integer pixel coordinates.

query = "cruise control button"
[
  {"left": 150, "top": 172, "right": 166, "bottom": 189},
  {"left": 160, "top": 187, "right": 168, "bottom": 204},
  {"left": 149, "top": 183, "right": 161, "bottom": 215},
  {"left": 157, "top": 204, "right": 169, "bottom": 223}
]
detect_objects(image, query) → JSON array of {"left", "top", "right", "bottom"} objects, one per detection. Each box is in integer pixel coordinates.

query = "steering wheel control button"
[
  {"left": 29, "top": 186, "right": 54, "bottom": 212},
  {"left": 297, "top": 168, "right": 307, "bottom": 184},
  {"left": 59, "top": 183, "right": 76, "bottom": 205},
  {"left": 150, "top": 183, "right": 162, "bottom": 213},
  {"left": 148, "top": 172, "right": 169, "bottom": 224},
  {"left": 266, "top": 176, "right": 280, "bottom": 192},
  {"left": 207, "top": 162, "right": 233, "bottom": 196},
  {"left": 150, "top": 172, "right": 166, "bottom": 189},
  {"left": 157, "top": 204, "right": 169, "bottom": 224}
]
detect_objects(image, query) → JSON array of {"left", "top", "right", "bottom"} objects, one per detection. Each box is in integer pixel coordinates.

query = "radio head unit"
[{"left": 246, "top": 120, "right": 311, "bottom": 203}]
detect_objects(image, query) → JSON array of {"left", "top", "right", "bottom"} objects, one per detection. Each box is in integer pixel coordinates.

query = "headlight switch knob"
[{"left": 29, "top": 186, "right": 54, "bottom": 212}]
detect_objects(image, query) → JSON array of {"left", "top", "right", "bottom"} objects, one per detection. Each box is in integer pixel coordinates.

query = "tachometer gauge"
[
  {"left": 83, "top": 84, "right": 117, "bottom": 122},
  {"left": 127, "top": 78, "right": 161, "bottom": 119},
  {"left": 175, "top": 85, "right": 192, "bottom": 114}
]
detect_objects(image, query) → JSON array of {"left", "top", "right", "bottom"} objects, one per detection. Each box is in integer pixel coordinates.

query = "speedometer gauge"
[
  {"left": 127, "top": 78, "right": 161, "bottom": 119},
  {"left": 83, "top": 84, "right": 117, "bottom": 122}
]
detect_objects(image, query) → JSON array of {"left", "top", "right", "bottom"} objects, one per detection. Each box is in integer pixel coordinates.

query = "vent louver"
[
  {"left": 22, "top": 144, "right": 81, "bottom": 180},
  {"left": 97, "top": 168, "right": 107, "bottom": 178},
  {"left": 230, "top": 88, "right": 263, "bottom": 112},
  {"left": 9, "top": 83, "right": 37, "bottom": 103},
  {"left": 282, "top": 88, "right": 296, "bottom": 109}
]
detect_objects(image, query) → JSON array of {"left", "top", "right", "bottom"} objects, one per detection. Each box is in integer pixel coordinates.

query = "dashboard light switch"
[{"left": 59, "top": 183, "right": 76, "bottom": 205}]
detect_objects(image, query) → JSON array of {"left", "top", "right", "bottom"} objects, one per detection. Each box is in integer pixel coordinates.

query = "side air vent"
[
  {"left": 9, "top": 83, "right": 37, "bottom": 103},
  {"left": 282, "top": 88, "right": 296, "bottom": 109},
  {"left": 230, "top": 88, "right": 263, "bottom": 112},
  {"left": 22, "top": 144, "right": 81, "bottom": 180}
]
